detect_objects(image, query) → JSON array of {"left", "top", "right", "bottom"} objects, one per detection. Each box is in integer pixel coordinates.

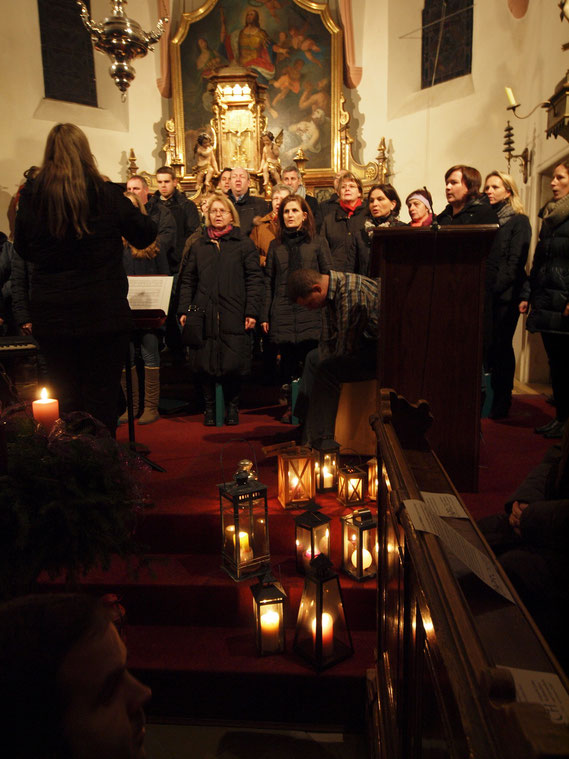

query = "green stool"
[{"left": 215, "top": 383, "right": 225, "bottom": 427}]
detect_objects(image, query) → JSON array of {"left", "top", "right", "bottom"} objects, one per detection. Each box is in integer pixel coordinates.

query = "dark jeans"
[
  {"left": 294, "top": 342, "right": 377, "bottom": 446},
  {"left": 487, "top": 299, "right": 521, "bottom": 413},
  {"left": 39, "top": 331, "right": 130, "bottom": 436},
  {"left": 541, "top": 331, "right": 569, "bottom": 422}
]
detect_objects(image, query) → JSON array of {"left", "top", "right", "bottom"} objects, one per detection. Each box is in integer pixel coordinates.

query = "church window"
[
  {"left": 421, "top": 0, "right": 473, "bottom": 89},
  {"left": 37, "top": 0, "right": 97, "bottom": 107}
]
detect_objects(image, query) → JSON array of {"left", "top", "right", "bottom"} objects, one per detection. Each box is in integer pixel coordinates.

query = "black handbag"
[{"left": 182, "top": 305, "right": 205, "bottom": 348}]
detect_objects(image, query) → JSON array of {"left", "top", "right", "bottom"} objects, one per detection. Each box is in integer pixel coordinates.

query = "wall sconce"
[
  {"left": 341, "top": 507, "right": 378, "bottom": 582},
  {"left": 218, "top": 459, "right": 270, "bottom": 581},
  {"left": 251, "top": 569, "right": 287, "bottom": 656},
  {"left": 277, "top": 446, "right": 315, "bottom": 510},
  {"left": 337, "top": 463, "right": 365, "bottom": 507},
  {"left": 313, "top": 439, "right": 340, "bottom": 492},
  {"left": 293, "top": 553, "right": 353, "bottom": 670},
  {"left": 503, "top": 121, "right": 532, "bottom": 184},
  {"left": 294, "top": 509, "right": 331, "bottom": 574},
  {"left": 76, "top": 0, "right": 168, "bottom": 99}
]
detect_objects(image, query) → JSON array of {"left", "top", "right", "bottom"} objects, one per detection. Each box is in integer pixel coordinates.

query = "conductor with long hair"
[{"left": 14, "top": 123, "right": 157, "bottom": 434}]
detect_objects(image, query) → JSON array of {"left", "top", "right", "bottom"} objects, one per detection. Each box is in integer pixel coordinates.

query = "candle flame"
[{"left": 40, "top": 387, "right": 48, "bottom": 401}]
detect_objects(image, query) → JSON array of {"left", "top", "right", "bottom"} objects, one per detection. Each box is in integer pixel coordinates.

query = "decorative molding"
[
  {"left": 339, "top": 0, "right": 362, "bottom": 88},
  {"left": 156, "top": 0, "right": 172, "bottom": 97}
]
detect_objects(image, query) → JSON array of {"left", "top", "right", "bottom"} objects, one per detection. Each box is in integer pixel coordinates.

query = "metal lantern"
[
  {"left": 337, "top": 463, "right": 366, "bottom": 507},
  {"left": 294, "top": 509, "right": 331, "bottom": 574},
  {"left": 367, "top": 457, "right": 378, "bottom": 500},
  {"left": 293, "top": 553, "right": 353, "bottom": 670},
  {"left": 341, "top": 507, "right": 378, "bottom": 581},
  {"left": 251, "top": 569, "right": 287, "bottom": 656},
  {"left": 277, "top": 446, "right": 315, "bottom": 510},
  {"left": 218, "top": 459, "right": 269, "bottom": 581},
  {"left": 313, "top": 439, "right": 340, "bottom": 492}
]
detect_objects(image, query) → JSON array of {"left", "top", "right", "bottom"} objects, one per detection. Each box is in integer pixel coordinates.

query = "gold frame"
[{"left": 170, "top": 0, "right": 343, "bottom": 188}]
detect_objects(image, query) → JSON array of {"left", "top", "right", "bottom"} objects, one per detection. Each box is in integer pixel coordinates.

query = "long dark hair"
[
  {"left": 33, "top": 123, "right": 104, "bottom": 240},
  {"left": 277, "top": 194, "right": 315, "bottom": 242}
]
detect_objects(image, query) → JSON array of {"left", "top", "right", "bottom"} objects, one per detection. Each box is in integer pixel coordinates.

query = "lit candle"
[
  {"left": 237, "top": 530, "right": 253, "bottom": 562},
  {"left": 303, "top": 546, "right": 320, "bottom": 571},
  {"left": 322, "top": 465, "right": 333, "bottom": 489},
  {"left": 351, "top": 548, "right": 373, "bottom": 570},
  {"left": 260, "top": 608, "right": 280, "bottom": 652},
  {"left": 505, "top": 86, "right": 517, "bottom": 107},
  {"left": 32, "top": 387, "right": 59, "bottom": 433},
  {"left": 312, "top": 612, "right": 334, "bottom": 657}
]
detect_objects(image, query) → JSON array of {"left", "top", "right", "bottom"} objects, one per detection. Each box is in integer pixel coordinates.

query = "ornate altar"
[{"left": 154, "top": 0, "right": 389, "bottom": 199}]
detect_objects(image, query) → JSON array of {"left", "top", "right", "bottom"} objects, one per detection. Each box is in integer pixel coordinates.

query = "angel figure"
[
  {"left": 258, "top": 130, "right": 283, "bottom": 190},
  {"left": 193, "top": 133, "right": 219, "bottom": 191}
]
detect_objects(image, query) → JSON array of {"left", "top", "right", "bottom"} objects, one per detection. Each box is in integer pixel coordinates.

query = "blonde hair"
[
  {"left": 484, "top": 170, "right": 525, "bottom": 215},
  {"left": 35, "top": 123, "right": 104, "bottom": 239},
  {"left": 123, "top": 191, "right": 157, "bottom": 259},
  {"left": 206, "top": 190, "right": 240, "bottom": 228}
]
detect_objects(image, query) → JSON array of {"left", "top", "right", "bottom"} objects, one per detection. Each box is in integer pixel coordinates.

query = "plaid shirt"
[{"left": 319, "top": 270, "right": 380, "bottom": 360}]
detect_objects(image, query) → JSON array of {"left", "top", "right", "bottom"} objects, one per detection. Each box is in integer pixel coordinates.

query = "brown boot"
[
  {"left": 138, "top": 367, "right": 160, "bottom": 425},
  {"left": 118, "top": 367, "right": 139, "bottom": 424}
]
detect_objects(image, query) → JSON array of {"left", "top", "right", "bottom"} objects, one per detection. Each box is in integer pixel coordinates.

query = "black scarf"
[{"left": 282, "top": 228, "right": 309, "bottom": 273}]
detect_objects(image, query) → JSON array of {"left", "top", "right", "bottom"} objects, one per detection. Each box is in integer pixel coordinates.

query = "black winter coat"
[
  {"left": 178, "top": 228, "right": 263, "bottom": 377},
  {"left": 522, "top": 205, "right": 569, "bottom": 334},
  {"left": 321, "top": 203, "right": 367, "bottom": 272},
  {"left": 147, "top": 189, "right": 199, "bottom": 271},
  {"left": 354, "top": 213, "right": 405, "bottom": 276},
  {"left": 14, "top": 180, "right": 157, "bottom": 338},
  {"left": 485, "top": 210, "right": 531, "bottom": 303},
  {"left": 261, "top": 233, "right": 331, "bottom": 344},
  {"left": 9, "top": 248, "right": 33, "bottom": 327},
  {"left": 228, "top": 190, "right": 270, "bottom": 237},
  {"left": 436, "top": 197, "right": 499, "bottom": 226}
]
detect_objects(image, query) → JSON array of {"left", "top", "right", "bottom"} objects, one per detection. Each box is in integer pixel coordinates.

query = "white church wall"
[{"left": 0, "top": 0, "right": 166, "bottom": 232}]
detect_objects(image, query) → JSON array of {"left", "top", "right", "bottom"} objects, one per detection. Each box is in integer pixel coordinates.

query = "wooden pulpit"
[{"left": 371, "top": 225, "right": 498, "bottom": 491}]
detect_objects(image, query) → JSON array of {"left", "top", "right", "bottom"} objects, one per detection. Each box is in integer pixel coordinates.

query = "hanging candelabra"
[{"left": 76, "top": 0, "right": 168, "bottom": 98}]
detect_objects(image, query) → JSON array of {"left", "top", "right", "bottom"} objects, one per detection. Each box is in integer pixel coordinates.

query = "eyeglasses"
[{"left": 211, "top": 209, "right": 230, "bottom": 216}]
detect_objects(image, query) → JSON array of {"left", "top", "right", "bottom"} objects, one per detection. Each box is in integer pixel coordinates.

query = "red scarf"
[
  {"left": 410, "top": 213, "right": 433, "bottom": 228},
  {"left": 207, "top": 224, "right": 233, "bottom": 239},
  {"left": 339, "top": 198, "right": 362, "bottom": 217}
]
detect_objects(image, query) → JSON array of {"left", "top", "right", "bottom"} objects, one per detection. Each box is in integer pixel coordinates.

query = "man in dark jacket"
[
  {"left": 436, "top": 165, "right": 499, "bottom": 225},
  {"left": 126, "top": 175, "right": 176, "bottom": 270},
  {"left": 146, "top": 167, "right": 199, "bottom": 361},
  {"left": 228, "top": 167, "right": 269, "bottom": 236},
  {"left": 282, "top": 164, "right": 322, "bottom": 231}
]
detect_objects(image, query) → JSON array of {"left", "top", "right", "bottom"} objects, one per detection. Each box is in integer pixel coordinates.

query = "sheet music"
[
  {"left": 498, "top": 667, "right": 569, "bottom": 724},
  {"left": 403, "top": 498, "right": 514, "bottom": 602},
  {"left": 127, "top": 276, "right": 173, "bottom": 312},
  {"left": 420, "top": 491, "right": 469, "bottom": 518}
]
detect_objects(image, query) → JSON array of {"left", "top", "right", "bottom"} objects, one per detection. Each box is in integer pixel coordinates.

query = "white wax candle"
[
  {"left": 32, "top": 388, "right": 59, "bottom": 433},
  {"left": 505, "top": 86, "right": 517, "bottom": 107},
  {"left": 260, "top": 609, "right": 280, "bottom": 652},
  {"left": 312, "top": 612, "right": 334, "bottom": 657},
  {"left": 351, "top": 547, "right": 373, "bottom": 570}
]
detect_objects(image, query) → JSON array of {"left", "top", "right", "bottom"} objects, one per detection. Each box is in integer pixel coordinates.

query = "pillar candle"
[
  {"left": 260, "top": 608, "right": 280, "bottom": 652},
  {"left": 32, "top": 388, "right": 59, "bottom": 433}
]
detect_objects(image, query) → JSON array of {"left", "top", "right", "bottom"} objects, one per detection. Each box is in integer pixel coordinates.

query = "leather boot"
[
  {"left": 138, "top": 367, "right": 160, "bottom": 425},
  {"left": 202, "top": 381, "right": 216, "bottom": 426},
  {"left": 118, "top": 367, "right": 139, "bottom": 424},
  {"left": 224, "top": 379, "right": 240, "bottom": 425}
]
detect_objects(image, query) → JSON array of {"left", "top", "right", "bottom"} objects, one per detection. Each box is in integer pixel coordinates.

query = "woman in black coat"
[
  {"left": 14, "top": 123, "right": 157, "bottom": 435},
  {"left": 520, "top": 160, "right": 569, "bottom": 439},
  {"left": 178, "top": 192, "right": 263, "bottom": 426},
  {"left": 321, "top": 171, "right": 367, "bottom": 272},
  {"left": 260, "top": 195, "right": 332, "bottom": 393},
  {"left": 355, "top": 183, "right": 405, "bottom": 275},
  {"left": 483, "top": 171, "right": 531, "bottom": 419}
]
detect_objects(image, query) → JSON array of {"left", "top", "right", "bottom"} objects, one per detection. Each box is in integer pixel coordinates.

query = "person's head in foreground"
[
  {"left": 287, "top": 268, "right": 329, "bottom": 309},
  {"left": 0, "top": 593, "right": 151, "bottom": 759}
]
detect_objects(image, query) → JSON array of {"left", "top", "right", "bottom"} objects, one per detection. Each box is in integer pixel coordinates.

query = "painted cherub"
[
  {"left": 193, "top": 133, "right": 219, "bottom": 191},
  {"left": 258, "top": 130, "right": 283, "bottom": 188}
]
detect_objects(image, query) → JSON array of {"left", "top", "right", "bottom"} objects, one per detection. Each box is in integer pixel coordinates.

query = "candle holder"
[
  {"left": 337, "top": 463, "right": 365, "bottom": 507},
  {"left": 367, "top": 457, "right": 378, "bottom": 501},
  {"left": 218, "top": 458, "right": 270, "bottom": 581},
  {"left": 313, "top": 439, "right": 340, "bottom": 492},
  {"left": 251, "top": 569, "right": 287, "bottom": 656},
  {"left": 277, "top": 446, "right": 315, "bottom": 510},
  {"left": 294, "top": 509, "right": 331, "bottom": 574},
  {"left": 293, "top": 553, "right": 353, "bottom": 671},
  {"left": 341, "top": 507, "right": 378, "bottom": 581}
]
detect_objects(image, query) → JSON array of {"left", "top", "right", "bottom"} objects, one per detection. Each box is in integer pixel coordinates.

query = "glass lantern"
[
  {"left": 293, "top": 553, "right": 353, "bottom": 670},
  {"left": 251, "top": 569, "right": 287, "bottom": 656},
  {"left": 341, "top": 507, "right": 378, "bottom": 581},
  {"left": 337, "top": 463, "right": 365, "bottom": 507},
  {"left": 294, "top": 509, "right": 331, "bottom": 574},
  {"left": 277, "top": 446, "right": 315, "bottom": 510},
  {"left": 218, "top": 460, "right": 270, "bottom": 581},
  {"left": 367, "top": 457, "right": 378, "bottom": 501},
  {"left": 313, "top": 439, "right": 340, "bottom": 492}
]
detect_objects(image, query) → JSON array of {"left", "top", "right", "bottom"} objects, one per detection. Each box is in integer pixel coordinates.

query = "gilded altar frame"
[{"left": 170, "top": 0, "right": 343, "bottom": 191}]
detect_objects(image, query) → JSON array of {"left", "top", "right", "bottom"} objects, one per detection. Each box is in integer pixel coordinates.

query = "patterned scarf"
[{"left": 540, "top": 193, "right": 569, "bottom": 229}]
